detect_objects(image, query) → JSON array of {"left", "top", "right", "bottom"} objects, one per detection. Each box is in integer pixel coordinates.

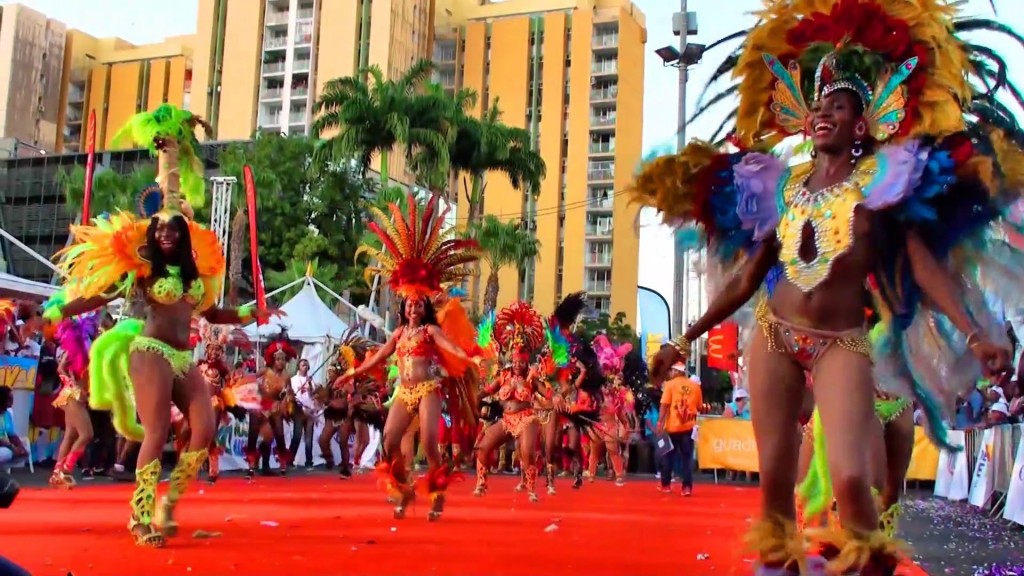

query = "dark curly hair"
[{"left": 146, "top": 214, "right": 199, "bottom": 287}]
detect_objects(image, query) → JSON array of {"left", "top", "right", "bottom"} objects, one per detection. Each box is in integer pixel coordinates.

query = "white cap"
[
  {"left": 733, "top": 388, "right": 749, "bottom": 401},
  {"left": 671, "top": 362, "right": 687, "bottom": 373},
  {"left": 991, "top": 400, "right": 1010, "bottom": 415}
]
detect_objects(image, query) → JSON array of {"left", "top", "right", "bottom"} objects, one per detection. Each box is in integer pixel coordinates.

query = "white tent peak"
[{"left": 242, "top": 278, "right": 349, "bottom": 342}]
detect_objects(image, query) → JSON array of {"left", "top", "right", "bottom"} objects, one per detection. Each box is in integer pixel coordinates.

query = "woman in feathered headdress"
[
  {"left": 337, "top": 192, "right": 481, "bottom": 522},
  {"left": 630, "top": 1, "right": 1021, "bottom": 572},
  {"left": 194, "top": 320, "right": 247, "bottom": 483},
  {"left": 42, "top": 104, "right": 278, "bottom": 548},
  {"left": 242, "top": 335, "right": 296, "bottom": 478},
  {"left": 47, "top": 313, "right": 100, "bottom": 489},
  {"left": 586, "top": 334, "right": 634, "bottom": 486},
  {"left": 472, "top": 302, "right": 546, "bottom": 501}
]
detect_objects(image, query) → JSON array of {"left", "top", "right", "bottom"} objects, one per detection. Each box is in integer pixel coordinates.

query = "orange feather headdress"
[
  {"left": 357, "top": 193, "right": 479, "bottom": 300},
  {"left": 494, "top": 301, "right": 545, "bottom": 359}
]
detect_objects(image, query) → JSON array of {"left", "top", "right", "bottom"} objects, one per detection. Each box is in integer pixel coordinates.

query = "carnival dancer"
[
  {"left": 338, "top": 192, "right": 481, "bottom": 521},
  {"left": 245, "top": 338, "right": 295, "bottom": 478},
  {"left": 473, "top": 302, "right": 545, "bottom": 501},
  {"left": 587, "top": 335, "right": 633, "bottom": 486},
  {"left": 43, "top": 104, "right": 276, "bottom": 547},
  {"left": 633, "top": 1, "right": 1021, "bottom": 571},
  {"left": 48, "top": 315, "right": 100, "bottom": 488},
  {"left": 321, "top": 328, "right": 382, "bottom": 476},
  {"left": 194, "top": 321, "right": 246, "bottom": 483}
]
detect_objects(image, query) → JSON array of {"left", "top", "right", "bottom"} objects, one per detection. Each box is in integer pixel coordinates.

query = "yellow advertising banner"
[
  {"left": 906, "top": 425, "right": 940, "bottom": 481},
  {"left": 696, "top": 417, "right": 760, "bottom": 473},
  {"left": 0, "top": 355, "right": 38, "bottom": 391},
  {"left": 697, "top": 418, "right": 940, "bottom": 479},
  {"left": 645, "top": 333, "right": 664, "bottom": 366}
]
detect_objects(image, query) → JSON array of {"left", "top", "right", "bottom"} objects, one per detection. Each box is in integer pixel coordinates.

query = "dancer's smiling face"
[
  {"left": 809, "top": 90, "right": 865, "bottom": 155},
  {"left": 153, "top": 217, "right": 183, "bottom": 255},
  {"left": 404, "top": 298, "right": 425, "bottom": 324}
]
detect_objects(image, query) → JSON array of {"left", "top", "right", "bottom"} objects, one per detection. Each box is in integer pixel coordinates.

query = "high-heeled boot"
[
  {"left": 244, "top": 447, "right": 259, "bottom": 479},
  {"left": 128, "top": 459, "right": 165, "bottom": 548},
  {"left": 524, "top": 465, "right": 539, "bottom": 502},
  {"left": 376, "top": 457, "right": 414, "bottom": 519},
  {"left": 156, "top": 449, "right": 208, "bottom": 537},
  {"left": 744, "top": 516, "right": 809, "bottom": 576},
  {"left": 817, "top": 527, "right": 906, "bottom": 576},
  {"left": 546, "top": 463, "right": 557, "bottom": 495},
  {"left": 275, "top": 446, "right": 291, "bottom": 476},
  {"left": 207, "top": 446, "right": 221, "bottom": 484},
  {"left": 416, "top": 463, "right": 460, "bottom": 522}
]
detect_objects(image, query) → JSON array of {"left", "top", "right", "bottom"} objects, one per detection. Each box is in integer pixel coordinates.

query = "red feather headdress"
[
  {"left": 357, "top": 192, "right": 479, "bottom": 300},
  {"left": 494, "top": 301, "right": 545, "bottom": 358},
  {"left": 263, "top": 340, "right": 296, "bottom": 365}
]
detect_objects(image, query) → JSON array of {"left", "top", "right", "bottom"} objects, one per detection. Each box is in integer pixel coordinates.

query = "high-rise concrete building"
[
  {"left": 434, "top": 0, "right": 645, "bottom": 325},
  {"left": 190, "top": 0, "right": 435, "bottom": 184},
  {"left": 0, "top": 3, "right": 67, "bottom": 155},
  {"left": 60, "top": 32, "right": 194, "bottom": 153}
]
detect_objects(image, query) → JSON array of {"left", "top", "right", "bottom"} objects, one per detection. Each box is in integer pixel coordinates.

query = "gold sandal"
[
  {"left": 129, "top": 519, "right": 166, "bottom": 548},
  {"left": 155, "top": 496, "right": 178, "bottom": 537},
  {"left": 427, "top": 493, "right": 445, "bottom": 522}
]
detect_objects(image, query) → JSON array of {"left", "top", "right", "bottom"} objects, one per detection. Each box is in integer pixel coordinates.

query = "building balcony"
[
  {"left": 289, "top": 111, "right": 308, "bottom": 125},
  {"left": 587, "top": 169, "right": 614, "bottom": 182},
  {"left": 265, "top": 11, "right": 289, "bottom": 26},
  {"left": 64, "top": 109, "right": 84, "bottom": 124},
  {"left": 67, "top": 87, "right": 86, "bottom": 104},
  {"left": 291, "top": 87, "right": 309, "bottom": 99},
  {"left": 589, "top": 116, "right": 616, "bottom": 131},
  {"left": 591, "top": 62, "right": 618, "bottom": 78},
  {"left": 584, "top": 280, "right": 611, "bottom": 293},
  {"left": 588, "top": 143, "right": 615, "bottom": 156},
  {"left": 294, "top": 33, "right": 312, "bottom": 46},
  {"left": 264, "top": 36, "right": 288, "bottom": 50},
  {"left": 592, "top": 35, "right": 618, "bottom": 51},
  {"left": 293, "top": 59, "right": 311, "bottom": 73},
  {"left": 259, "top": 114, "right": 282, "bottom": 127},
  {"left": 585, "top": 225, "right": 613, "bottom": 238},
  {"left": 590, "top": 87, "right": 617, "bottom": 103},
  {"left": 587, "top": 196, "right": 614, "bottom": 211},
  {"left": 261, "top": 87, "right": 283, "bottom": 100},
  {"left": 297, "top": 8, "right": 314, "bottom": 20},
  {"left": 586, "top": 253, "right": 613, "bottom": 266},
  {"left": 263, "top": 61, "right": 286, "bottom": 74}
]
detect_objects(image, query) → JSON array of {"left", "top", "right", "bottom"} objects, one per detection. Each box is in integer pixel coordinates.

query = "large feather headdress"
[
  {"left": 494, "top": 302, "right": 545, "bottom": 358},
  {"left": 357, "top": 193, "right": 479, "bottom": 300}
]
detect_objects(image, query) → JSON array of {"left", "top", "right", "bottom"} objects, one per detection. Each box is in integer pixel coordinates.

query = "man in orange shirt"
[{"left": 657, "top": 363, "right": 703, "bottom": 496}]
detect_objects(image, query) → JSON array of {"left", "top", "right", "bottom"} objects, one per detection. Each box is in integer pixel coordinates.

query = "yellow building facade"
[
  {"left": 435, "top": 0, "right": 645, "bottom": 325},
  {"left": 189, "top": 0, "right": 434, "bottom": 184},
  {"left": 58, "top": 33, "right": 194, "bottom": 152}
]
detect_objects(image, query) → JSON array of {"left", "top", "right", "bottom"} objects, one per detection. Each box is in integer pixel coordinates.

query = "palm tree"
[
  {"left": 311, "top": 59, "right": 450, "bottom": 189},
  {"left": 471, "top": 215, "right": 541, "bottom": 313},
  {"left": 58, "top": 165, "right": 157, "bottom": 218},
  {"left": 264, "top": 258, "right": 345, "bottom": 301}
]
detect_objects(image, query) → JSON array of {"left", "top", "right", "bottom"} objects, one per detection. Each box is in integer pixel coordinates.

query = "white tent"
[
  {"left": 242, "top": 278, "right": 349, "bottom": 342},
  {"left": 0, "top": 271, "right": 57, "bottom": 300}
]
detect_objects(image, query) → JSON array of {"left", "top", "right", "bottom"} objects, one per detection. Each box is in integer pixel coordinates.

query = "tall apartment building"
[
  {"left": 0, "top": 3, "right": 67, "bottom": 155},
  {"left": 190, "top": 0, "right": 434, "bottom": 184},
  {"left": 60, "top": 32, "right": 194, "bottom": 152},
  {"left": 433, "top": 0, "right": 645, "bottom": 325}
]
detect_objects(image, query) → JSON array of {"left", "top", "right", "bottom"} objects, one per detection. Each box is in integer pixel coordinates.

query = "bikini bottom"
[
  {"left": 129, "top": 336, "right": 194, "bottom": 381},
  {"left": 755, "top": 298, "right": 871, "bottom": 371}
]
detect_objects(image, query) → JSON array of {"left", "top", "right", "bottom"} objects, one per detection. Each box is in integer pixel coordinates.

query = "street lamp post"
[{"left": 655, "top": 3, "right": 705, "bottom": 362}]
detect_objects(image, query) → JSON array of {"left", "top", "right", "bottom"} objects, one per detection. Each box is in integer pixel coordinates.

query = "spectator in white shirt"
[{"left": 289, "top": 359, "right": 320, "bottom": 468}]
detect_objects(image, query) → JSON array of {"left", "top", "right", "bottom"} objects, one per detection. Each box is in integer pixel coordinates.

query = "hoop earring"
[
  {"left": 851, "top": 140, "right": 863, "bottom": 164},
  {"left": 810, "top": 148, "right": 817, "bottom": 159}
]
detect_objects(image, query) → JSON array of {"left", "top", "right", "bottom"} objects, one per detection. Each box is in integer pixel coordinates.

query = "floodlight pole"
[{"left": 672, "top": 0, "right": 691, "bottom": 352}]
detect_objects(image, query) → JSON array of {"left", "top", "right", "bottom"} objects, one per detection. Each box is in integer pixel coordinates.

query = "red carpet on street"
[{"left": 1, "top": 475, "right": 928, "bottom": 575}]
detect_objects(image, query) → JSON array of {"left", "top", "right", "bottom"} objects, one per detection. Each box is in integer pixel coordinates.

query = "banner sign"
[
  {"left": 696, "top": 417, "right": 759, "bottom": 473},
  {"left": 0, "top": 355, "right": 39, "bottom": 390},
  {"left": 216, "top": 414, "right": 379, "bottom": 472},
  {"left": 906, "top": 425, "right": 940, "bottom": 481},
  {"left": 968, "top": 427, "right": 996, "bottom": 508},
  {"left": 1003, "top": 433, "right": 1024, "bottom": 526},
  {"left": 707, "top": 322, "right": 739, "bottom": 371},
  {"left": 243, "top": 165, "right": 267, "bottom": 322}
]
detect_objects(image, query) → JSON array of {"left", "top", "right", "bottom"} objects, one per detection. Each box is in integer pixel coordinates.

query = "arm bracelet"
[
  {"left": 670, "top": 335, "right": 691, "bottom": 355},
  {"left": 237, "top": 304, "right": 254, "bottom": 323}
]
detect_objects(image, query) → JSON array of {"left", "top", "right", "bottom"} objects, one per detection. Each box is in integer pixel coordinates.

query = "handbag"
[{"left": 654, "top": 432, "right": 674, "bottom": 458}]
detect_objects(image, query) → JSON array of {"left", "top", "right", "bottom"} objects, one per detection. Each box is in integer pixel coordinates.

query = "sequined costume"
[
  {"left": 321, "top": 329, "right": 383, "bottom": 474},
  {"left": 43, "top": 104, "right": 249, "bottom": 548},
  {"left": 243, "top": 339, "right": 295, "bottom": 476},
  {"left": 628, "top": 1, "right": 1024, "bottom": 573},
  {"left": 588, "top": 335, "right": 633, "bottom": 485},
  {"left": 47, "top": 314, "right": 100, "bottom": 488},
  {"left": 356, "top": 192, "right": 480, "bottom": 522}
]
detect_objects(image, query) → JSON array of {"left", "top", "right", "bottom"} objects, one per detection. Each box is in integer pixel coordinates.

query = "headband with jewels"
[
  {"left": 494, "top": 302, "right": 545, "bottom": 359},
  {"left": 357, "top": 192, "right": 479, "bottom": 300},
  {"left": 697, "top": 0, "right": 1015, "bottom": 148}
]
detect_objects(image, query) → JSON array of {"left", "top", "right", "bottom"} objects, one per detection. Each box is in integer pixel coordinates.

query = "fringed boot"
[
  {"left": 207, "top": 446, "right": 221, "bottom": 484},
  {"left": 524, "top": 464, "right": 539, "bottom": 503},
  {"left": 744, "top": 516, "right": 814, "bottom": 576},
  {"left": 49, "top": 449, "right": 84, "bottom": 489},
  {"left": 815, "top": 527, "right": 907, "bottom": 576},
  {"left": 244, "top": 447, "right": 260, "bottom": 479},
  {"left": 417, "top": 463, "right": 462, "bottom": 522},
  {"left": 128, "top": 459, "right": 165, "bottom": 548},
  {"left": 376, "top": 456, "right": 414, "bottom": 519},
  {"left": 275, "top": 446, "right": 291, "bottom": 476},
  {"left": 156, "top": 449, "right": 208, "bottom": 537}
]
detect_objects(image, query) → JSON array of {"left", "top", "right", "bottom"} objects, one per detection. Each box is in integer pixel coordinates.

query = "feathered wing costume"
[
  {"left": 336, "top": 327, "right": 386, "bottom": 432},
  {"left": 628, "top": 0, "right": 1024, "bottom": 572},
  {"left": 47, "top": 313, "right": 100, "bottom": 487},
  {"left": 358, "top": 191, "right": 480, "bottom": 516}
]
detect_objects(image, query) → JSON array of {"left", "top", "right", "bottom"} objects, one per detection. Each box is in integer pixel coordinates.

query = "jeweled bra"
[{"left": 776, "top": 155, "right": 879, "bottom": 292}]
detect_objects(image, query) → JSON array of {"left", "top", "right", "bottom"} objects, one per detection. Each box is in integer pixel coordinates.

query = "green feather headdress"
[{"left": 113, "top": 104, "right": 212, "bottom": 217}]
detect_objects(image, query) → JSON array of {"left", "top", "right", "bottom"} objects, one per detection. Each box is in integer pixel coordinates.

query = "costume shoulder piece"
[{"left": 54, "top": 104, "right": 224, "bottom": 309}]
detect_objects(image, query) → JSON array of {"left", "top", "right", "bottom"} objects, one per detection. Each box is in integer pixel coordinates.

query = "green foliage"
[
  {"left": 469, "top": 214, "right": 541, "bottom": 310},
  {"left": 214, "top": 133, "right": 375, "bottom": 303},
  {"left": 58, "top": 164, "right": 157, "bottom": 218},
  {"left": 575, "top": 311, "right": 637, "bottom": 345},
  {"left": 264, "top": 258, "right": 341, "bottom": 301}
]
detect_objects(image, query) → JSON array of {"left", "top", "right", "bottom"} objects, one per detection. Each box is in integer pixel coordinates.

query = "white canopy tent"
[{"left": 0, "top": 271, "right": 57, "bottom": 300}]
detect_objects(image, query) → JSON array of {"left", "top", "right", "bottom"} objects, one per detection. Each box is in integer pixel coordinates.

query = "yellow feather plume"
[{"left": 626, "top": 141, "right": 719, "bottom": 225}]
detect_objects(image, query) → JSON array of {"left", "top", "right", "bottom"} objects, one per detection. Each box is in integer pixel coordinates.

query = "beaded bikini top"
[
  {"left": 497, "top": 370, "right": 534, "bottom": 402},
  {"left": 776, "top": 156, "right": 879, "bottom": 292},
  {"left": 147, "top": 265, "right": 205, "bottom": 306},
  {"left": 396, "top": 325, "right": 436, "bottom": 361}
]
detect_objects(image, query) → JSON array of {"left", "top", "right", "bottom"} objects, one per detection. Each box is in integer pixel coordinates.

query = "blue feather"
[
  {"left": 137, "top": 182, "right": 163, "bottom": 218},
  {"left": 675, "top": 227, "right": 703, "bottom": 252}
]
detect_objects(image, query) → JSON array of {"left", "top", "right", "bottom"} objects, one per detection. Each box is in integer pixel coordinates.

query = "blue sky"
[{"left": 5, "top": 0, "right": 1022, "bottom": 309}]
